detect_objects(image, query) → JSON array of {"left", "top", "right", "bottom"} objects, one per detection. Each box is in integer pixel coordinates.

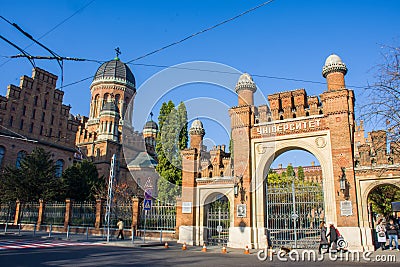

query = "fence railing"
[
  {"left": 70, "top": 201, "right": 96, "bottom": 227},
  {"left": 138, "top": 201, "right": 176, "bottom": 231},
  {"left": 0, "top": 202, "right": 16, "bottom": 223},
  {"left": 42, "top": 202, "right": 66, "bottom": 226},
  {"left": 19, "top": 202, "right": 40, "bottom": 224}
]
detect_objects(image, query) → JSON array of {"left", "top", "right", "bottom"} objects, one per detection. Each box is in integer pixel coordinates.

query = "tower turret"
[
  {"left": 235, "top": 73, "right": 257, "bottom": 106},
  {"left": 322, "top": 54, "right": 348, "bottom": 91},
  {"left": 189, "top": 119, "right": 205, "bottom": 151}
]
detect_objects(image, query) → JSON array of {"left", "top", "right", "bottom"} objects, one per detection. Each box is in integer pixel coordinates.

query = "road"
[{"left": 1, "top": 235, "right": 399, "bottom": 266}]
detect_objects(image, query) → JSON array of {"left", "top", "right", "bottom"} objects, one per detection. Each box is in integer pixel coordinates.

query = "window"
[
  {"left": 29, "top": 122, "right": 34, "bottom": 133},
  {"left": 19, "top": 119, "right": 24, "bottom": 130},
  {"left": 51, "top": 115, "right": 54, "bottom": 125},
  {"left": 55, "top": 159, "right": 64, "bottom": 178},
  {"left": 23, "top": 106, "right": 26, "bottom": 116},
  {"left": 16, "top": 150, "right": 27, "bottom": 169},
  {"left": 34, "top": 96, "right": 38, "bottom": 106},
  {"left": 43, "top": 99, "right": 47, "bottom": 109},
  {"left": 0, "top": 146, "right": 5, "bottom": 167},
  {"left": 9, "top": 116, "right": 13, "bottom": 126},
  {"left": 49, "top": 128, "right": 52, "bottom": 137},
  {"left": 32, "top": 109, "right": 36, "bottom": 119},
  {"left": 41, "top": 112, "right": 45, "bottom": 122},
  {"left": 40, "top": 125, "right": 43, "bottom": 135}
]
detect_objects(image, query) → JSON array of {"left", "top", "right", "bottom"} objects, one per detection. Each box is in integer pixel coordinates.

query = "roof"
[
  {"left": 93, "top": 59, "right": 135, "bottom": 87},
  {"left": 128, "top": 152, "right": 157, "bottom": 168}
]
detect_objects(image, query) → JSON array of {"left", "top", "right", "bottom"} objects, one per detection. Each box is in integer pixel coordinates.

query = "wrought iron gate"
[
  {"left": 206, "top": 198, "right": 230, "bottom": 246},
  {"left": 266, "top": 180, "right": 324, "bottom": 248}
]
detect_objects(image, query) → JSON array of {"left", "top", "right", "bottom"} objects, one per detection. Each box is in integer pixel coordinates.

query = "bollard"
[
  {"left": 160, "top": 229, "right": 163, "bottom": 244},
  {"left": 66, "top": 225, "right": 70, "bottom": 239},
  {"left": 131, "top": 228, "right": 134, "bottom": 244},
  {"left": 18, "top": 223, "right": 21, "bottom": 235},
  {"left": 33, "top": 223, "right": 36, "bottom": 237},
  {"left": 86, "top": 227, "right": 89, "bottom": 241},
  {"left": 4, "top": 222, "right": 7, "bottom": 233},
  {"left": 49, "top": 224, "right": 52, "bottom": 238}
]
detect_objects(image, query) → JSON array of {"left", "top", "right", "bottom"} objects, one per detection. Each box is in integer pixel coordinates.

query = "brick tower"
[{"left": 320, "top": 54, "right": 358, "bottom": 227}]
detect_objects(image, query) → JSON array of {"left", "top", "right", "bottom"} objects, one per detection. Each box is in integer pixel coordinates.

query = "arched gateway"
[{"left": 176, "top": 54, "right": 396, "bottom": 251}]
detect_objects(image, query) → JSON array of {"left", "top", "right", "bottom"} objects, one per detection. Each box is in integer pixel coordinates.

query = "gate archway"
[{"left": 204, "top": 193, "right": 230, "bottom": 246}]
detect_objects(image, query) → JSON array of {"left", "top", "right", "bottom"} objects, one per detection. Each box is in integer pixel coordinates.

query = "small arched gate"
[{"left": 205, "top": 195, "right": 230, "bottom": 246}]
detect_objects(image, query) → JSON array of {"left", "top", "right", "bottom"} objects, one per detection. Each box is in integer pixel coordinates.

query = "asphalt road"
[{"left": 1, "top": 236, "right": 400, "bottom": 267}]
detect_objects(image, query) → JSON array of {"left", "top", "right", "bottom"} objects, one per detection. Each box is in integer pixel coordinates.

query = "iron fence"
[
  {"left": 206, "top": 206, "right": 230, "bottom": 246},
  {"left": 19, "top": 202, "right": 39, "bottom": 224},
  {"left": 138, "top": 200, "right": 176, "bottom": 231},
  {"left": 102, "top": 201, "right": 133, "bottom": 229},
  {"left": 0, "top": 202, "right": 16, "bottom": 223},
  {"left": 42, "top": 202, "right": 66, "bottom": 226},
  {"left": 70, "top": 201, "right": 96, "bottom": 227}
]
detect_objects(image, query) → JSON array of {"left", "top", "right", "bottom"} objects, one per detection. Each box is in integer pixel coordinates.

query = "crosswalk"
[{"left": 0, "top": 239, "right": 93, "bottom": 250}]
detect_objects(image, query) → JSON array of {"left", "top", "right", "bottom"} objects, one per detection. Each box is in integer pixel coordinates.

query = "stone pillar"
[
  {"left": 131, "top": 197, "right": 140, "bottom": 232},
  {"left": 95, "top": 199, "right": 104, "bottom": 229},
  {"left": 14, "top": 200, "right": 21, "bottom": 225},
  {"left": 37, "top": 199, "right": 44, "bottom": 230},
  {"left": 64, "top": 198, "right": 72, "bottom": 229}
]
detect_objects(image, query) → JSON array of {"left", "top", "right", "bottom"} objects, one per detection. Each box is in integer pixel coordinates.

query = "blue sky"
[{"left": 1, "top": 0, "right": 399, "bottom": 168}]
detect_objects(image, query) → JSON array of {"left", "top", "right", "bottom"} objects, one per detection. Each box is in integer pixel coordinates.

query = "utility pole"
[{"left": 105, "top": 154, "right": 116, "bottom": 242}]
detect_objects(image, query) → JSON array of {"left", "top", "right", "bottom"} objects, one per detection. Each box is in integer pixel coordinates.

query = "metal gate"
[
  {"left": 206, "top": 197, "right": 230, "bottom": 246},
  {"left": 266, "top": 180, "right": 324, "bottom": 248}
]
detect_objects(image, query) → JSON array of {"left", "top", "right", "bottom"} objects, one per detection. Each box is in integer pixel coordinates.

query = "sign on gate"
[
  {"left": 216, "top": 225, "right": 222, "bottom": 233},
  {"left": 144, "top": 199, "right": 152, "bottom": 211}
]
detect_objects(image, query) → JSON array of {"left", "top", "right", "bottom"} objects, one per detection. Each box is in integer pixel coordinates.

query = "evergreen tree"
[
  {"left": 297, "top": 166, "right": 305, "bottom": 181},
  {"left": 286, "top": 164, "right": 295, "bottom": 177},
  {"left": 61, "top": 160, "right": 103, "bottom": 201},
  {"left": 0, "top": 148, "right": 62, "bottom": 202},
  {"left": 155, "top": 101, "right": 188, "bottom": 202}
]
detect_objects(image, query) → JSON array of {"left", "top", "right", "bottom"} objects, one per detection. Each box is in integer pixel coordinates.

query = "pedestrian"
[
  {"left": 117, "top": 218, "right": 124, "bottom": 240},
  {"left": 326, "top": 222, "right": 338, "bottom": 253},
  {"left": 318, "top": 221, "right": 329, "bottom": 254},
  {"left": 375, "top": 219, "right": 386, "bottom": 250},
  {"left": 386, "top": 218, "right": 399, "bottom": 251}
]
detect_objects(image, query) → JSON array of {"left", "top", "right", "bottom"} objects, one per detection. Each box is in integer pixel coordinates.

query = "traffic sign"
[
  {"left": 144, "top": 199, "right": 152, "bottom": 211},
  {"left": 144, "top": 188, "right": 152, "bottom": 200},
  {"left": 144, "top": 177, "right": 153, "bottom": 189}
]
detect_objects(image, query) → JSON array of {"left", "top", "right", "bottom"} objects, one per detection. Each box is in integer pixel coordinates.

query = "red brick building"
[{"left": 0, "top": 67, "right": 79, "bottom": 174}]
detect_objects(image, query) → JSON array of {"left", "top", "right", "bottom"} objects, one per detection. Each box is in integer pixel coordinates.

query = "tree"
[
  {"left": 361, "top": 45, "right": 400, "bottom": 144},
  {"left": 0, "top": 148, "right": 62, "bottom": 202},
  {"left": 297, "top": 166, "right": 305, "bottom": 181},
  {"left": 368, "top": 184, "right": 400, "bottom": 217},
  {"left": 156, "top": 101, "right": 188, "bottom": 202},
  {"left": 61, "top": 160, "right": 103, "bottom": 201},
  {"left": 286, "top": 164, "right": 295, "bottom": 177}
]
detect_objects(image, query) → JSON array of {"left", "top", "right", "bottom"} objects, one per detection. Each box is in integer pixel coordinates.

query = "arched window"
[
  {"left": 305, "top": 111, "right": 310, "bottom": 117},
  {"left": 16, "top": 150, "right": 27, "bottom": 168},
  {"left": 55, "top": 159, "right": 64, "bottom": 178},
  {"left": 103, "top": 93, "right": 110, "bottom": 108},
  {"left": 280, "top": 115, "right": 284, "bottom": 120},
  {"left": 0, "top": 146, "right": 5, "bottom": 167}
]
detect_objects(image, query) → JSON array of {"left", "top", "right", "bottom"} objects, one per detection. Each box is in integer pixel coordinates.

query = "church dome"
[
  {"left": 144, "top": 120, "right": 158, "bottom": 131},
  {"left": 189, "top": 119, "right": 205, "bottom": 136},
  {"left": 322, "top": 54, "right": 347, "bottom": 78},
  {"left": 235, "top": 73, "right": 257, "bottom": 93},
  {"left": 92, "top": 58, "right": 136, "bottom": 88}
]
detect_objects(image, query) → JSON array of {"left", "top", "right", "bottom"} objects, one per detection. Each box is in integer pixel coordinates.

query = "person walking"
[
  {"left": 375, "top": 219, "right": 387, "bottom": 250},
  {"left": 116, "top": 218, "right": 124, "bottom": 240},
  {"left": 386, "top": 218, "right": 399, "bottom": 251},
  {"left": 318, "top": 221, "right": 329, "bottom": 254},
  {"left": 326, "top": 222, "right": 338, "bottom": 253}
]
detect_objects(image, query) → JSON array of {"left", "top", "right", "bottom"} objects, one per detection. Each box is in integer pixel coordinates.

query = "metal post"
[
  {"left": 33, "top": 223, "right": 36, "bottom": 237},
  {"left": 160, "top": 229, "right": 162, "bottom": 244},
  {"left": 67, "top": 225, "right": 70, "bottom": 239},
  {"left": 218, "top": 207, "right": 221, "bottom": 241},
  {"left": 86, "top": 227, "right": 89, "bottom": 240},
  {"left": 106, "top": 154, "right": 116, "bottom": 243},
  {"left": 131, "top": 228, "right": 134, "bottom": 244},
  {"left": 18, "top": 223, "right": 21, "bottom": 235},
  {"left": 49, "top": 224, "right": 52, "bottom": 238},
  {"left": 4, "top": 222, "right": 7, "bottom": 233},
  {"left": 143, "top": 210, "right": 147, "bottom": 243},
  {"left": 291, "top": 179, "right": 298, "bottom": 248}
]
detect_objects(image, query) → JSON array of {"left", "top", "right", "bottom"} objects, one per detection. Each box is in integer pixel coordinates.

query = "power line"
[
  {"left": 0, "top": 0, "right": 96, "bottom": 68},
  {"left": 54, "top": 0, "right": 276, "bottom": 90}
]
